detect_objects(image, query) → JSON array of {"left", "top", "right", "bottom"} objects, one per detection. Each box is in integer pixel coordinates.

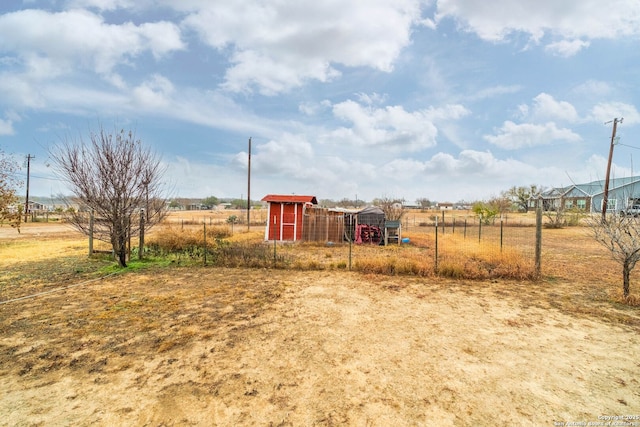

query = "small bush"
[
  {"left": 146, "top": 225, "right": 535, "bottom": 280},
  {"left": 146, "top": 225, "right": 232, "bottom": 255},
  {"left": 610, "top": 289, "right": 640, "bottom": 306},
  {"left": 354, "top": 256, "right": 432, "bottom": 276},
  {"left": 436, "top": 262, "right": 466, "bottom": 278}
]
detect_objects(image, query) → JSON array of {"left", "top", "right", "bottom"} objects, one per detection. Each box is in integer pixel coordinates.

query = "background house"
[
  {"left": 436, "top": 202, "right": 454, "bottom": 210},
  {"left": 539, "top": 176, "right": 640, "bottom": 213}
]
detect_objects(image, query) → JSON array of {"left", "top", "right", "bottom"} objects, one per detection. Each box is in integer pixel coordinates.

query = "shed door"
[
  {"left": 268, "top": 202, "right": 300, "bottom": 241},
  {"left": 268, "top": 203, "right": 282, "bottom": 240},
  {"left": 281, "top": 203, "right": 296, "bottom": 240}
]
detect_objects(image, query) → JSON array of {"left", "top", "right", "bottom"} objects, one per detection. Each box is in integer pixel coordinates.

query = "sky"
[{"left": 1, "top": 0, "right": 640, "bottom": 205}]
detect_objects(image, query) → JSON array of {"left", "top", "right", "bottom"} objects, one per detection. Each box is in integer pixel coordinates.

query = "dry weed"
[
  {"left": 146, "top": 224, "right": 232, "bottom": 253},
  {"left": 609, "top": 289, "right": 640, "bottom": 307}
]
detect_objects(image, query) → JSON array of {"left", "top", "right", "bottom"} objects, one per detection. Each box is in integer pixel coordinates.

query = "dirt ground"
[{"left": 1, "top": 221, "right": 640, "bottom": 426}]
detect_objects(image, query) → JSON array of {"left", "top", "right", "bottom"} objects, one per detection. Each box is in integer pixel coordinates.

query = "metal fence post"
[
  {"left": 203, "top": 222, "right": 207, "bottom": 266},
  {"left": 434, "top": 216, "right": 438, "bottom": 272},
  {"left": 349, "top": 236, "right": 352, "bottom": 271},
  {"left": 273, "top": 215, "right": 277, "bottom": 267},
  {"left": 535, "top": 199, "right": 542, "bottom": 277},
  {"left": 89, "top": 209, "right": 94, "bottom": 257},
  {"left": 500, "top": 216, "right": 504, "bottom": 252},
  {"left": 139, "top": 208, "right": 145, "bottom": 260}
]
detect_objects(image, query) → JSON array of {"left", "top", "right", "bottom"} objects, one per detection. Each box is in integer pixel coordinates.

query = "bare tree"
[
  {"left": 588, "top": 214, "right": 640, "bottom": 299},
  {"left": 0, "top": 150, "right": 22, "bottom": 231},
  {"left": 502, "top": 185, "right": 541, "bottom": 212},
  {"left": 375, "top": 197, "right": 406, "bottom": 221},
  {"left": 416, "top": 197, "right": 431, "bottom": 210},
  {"left": 50, "top": 126, "right": 167, "bottom": 267}
]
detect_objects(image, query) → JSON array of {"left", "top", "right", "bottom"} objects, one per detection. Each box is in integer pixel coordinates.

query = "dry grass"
[
  {"left": 145, "top": 224, "right": 232, "bottom": 253},
  {"left": 0, "top": 236, "right": 113, "bottom": 302},
  {"left": 138, "top": 218, "right": 541, "bottom": 282},
  {"left": 610, "top": 288, "right": 640, "bottom": 307},
  {"left": 3, "top": 216, "right": 640, "bottom": 306},
  {"left": 1, "top": 267, "right": 289, "bottom": 378},
  {"left": 436, "top": 233, "right": 536, "bottom": 280},
  {"left": 2, "top": 215, "right": 640, "bottom": 425}
]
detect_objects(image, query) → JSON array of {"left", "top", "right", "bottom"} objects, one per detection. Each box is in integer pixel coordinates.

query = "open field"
[{"left": 1, "top": 213, "right": 640, "bottom": 426}]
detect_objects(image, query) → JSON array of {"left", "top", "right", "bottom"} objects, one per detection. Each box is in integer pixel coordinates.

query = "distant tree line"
[
  {"left": 169, "top": 185, "right": 547, "bottom": 220},
  {"left": 168, "top": 196, "right": 261, "bottom": 210}
]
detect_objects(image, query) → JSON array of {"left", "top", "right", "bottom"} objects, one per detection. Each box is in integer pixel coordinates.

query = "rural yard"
[{"left": 1, "top": 215, "right": 640, "bottom": 426}]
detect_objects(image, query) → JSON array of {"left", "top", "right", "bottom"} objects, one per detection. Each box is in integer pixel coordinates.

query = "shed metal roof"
[{"left": 261, "top": 194, "right": 318, "bottom": 204}]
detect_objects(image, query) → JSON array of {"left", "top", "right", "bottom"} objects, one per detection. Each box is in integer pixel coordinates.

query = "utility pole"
[
  {"left": 602, "top": 118, "right": 623, "bottom": 222},
  {"left": 24, "top": 154, "right": 34, "bottom": 223},
  {"left": 247, "top": 137, "right": 251, "bottom": 231}
]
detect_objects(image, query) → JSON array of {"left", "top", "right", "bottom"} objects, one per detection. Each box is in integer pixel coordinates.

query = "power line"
[
  {"left": 616, "top": 142, "right": 640, "bottom": 150},
  {"left": 11, "top": 171, "right": 66, "bottom": 182}
]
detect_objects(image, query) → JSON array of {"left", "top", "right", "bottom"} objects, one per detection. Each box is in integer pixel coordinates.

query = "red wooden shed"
[{"left": 262, "top": 194, "right": 318, "bottom": 241}]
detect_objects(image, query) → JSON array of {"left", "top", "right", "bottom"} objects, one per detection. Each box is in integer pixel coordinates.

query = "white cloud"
[
  {"left": 182, "top": 1, "right": 427, "bottom": 94},
  {"left": 240, "top": 133, "right": 315, "bottom": 177},
  {"left": 325, "top": 98, "right": 469, "bottom": 152},
  {"left": 132, "top": 75, "right": 175, "bottom": 109},
  {"left": 298, "top": 100, "right": 331, "bottom": 116},
  {"left": 484, "top": 121, "right": 582, "bottom": 149},
  {"left": 516, "top": 104, "right": 529, "bottom": 120},
  {"left": 0, "top": 118, "right": 15, "bottom": 135},
  {"left": 545, "top": 39, "right": 590, "bottom": 57},
  {"left": 435, "top": 0, "right": 640, "bottom": 54},
  {"left": 370, "top": 149, "right": 549, "bottom": 190},
  {"left": 572, "top": 80, "right": 612, "bottom": 97},
  {"left": 425, "top": 104, "right": 471, "bottom": 121},
  {"left": 386, "top": 149, "right": 560, "bottom": 201},
  {"left": 0, "top": 74, "right": 46, "bottom": 109},
  {"left": 165, "top": 155, "right": 246, "bottom": 199},
  {"left": 424, "top": 150, "right": 511, "bottom": 175},
  {"left": 356, "top": 92, "right": 389, "bottom": 106},
  {"left": 67, "top": 0, "right": 141, "bottom": 10},
  {"left": 380, "top": 158, "right": 426, "bottom": 180},
  {"left": 221, "top": 49, "right": 340, "bottom": 95},
  {"left": 531, "top": 93, "right": 579, "bottom": 122},
  {"left": 468, "top": 85, "right": 522, "bottom": 101},
  {"left": 229, "top": 133, "right": 383, "bottom": 198},
  {"left": 589, "top": 102, "right": 640, "bottom": 124},
  {"left": 0, "top": 9, "right": 185, "bottom": 80},
  {"left": 139, "top": 21, "right": 185, "bottom": 59},
  {"left": 332, "top": 101, "right": 438, "bottom": 151}
]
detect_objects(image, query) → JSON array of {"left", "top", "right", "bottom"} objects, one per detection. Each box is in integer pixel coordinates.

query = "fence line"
[{"left": 432, "top": 209, "right": 542, "bottom": 276}]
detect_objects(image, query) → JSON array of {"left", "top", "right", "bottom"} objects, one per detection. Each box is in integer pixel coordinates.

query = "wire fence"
[
  {"left": 128, "top": 208, "right": 544, "bottom": 279},
  {"left": 428, "top": 219, "right": 539, "bottom": 273}
]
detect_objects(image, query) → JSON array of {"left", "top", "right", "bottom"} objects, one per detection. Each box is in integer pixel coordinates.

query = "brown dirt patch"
[
  {"left": 1, "top": 219, "right": 639, "bottom": 426},
  {"left": 1, "top": 266, "right": 639, "bottom": 426}
]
